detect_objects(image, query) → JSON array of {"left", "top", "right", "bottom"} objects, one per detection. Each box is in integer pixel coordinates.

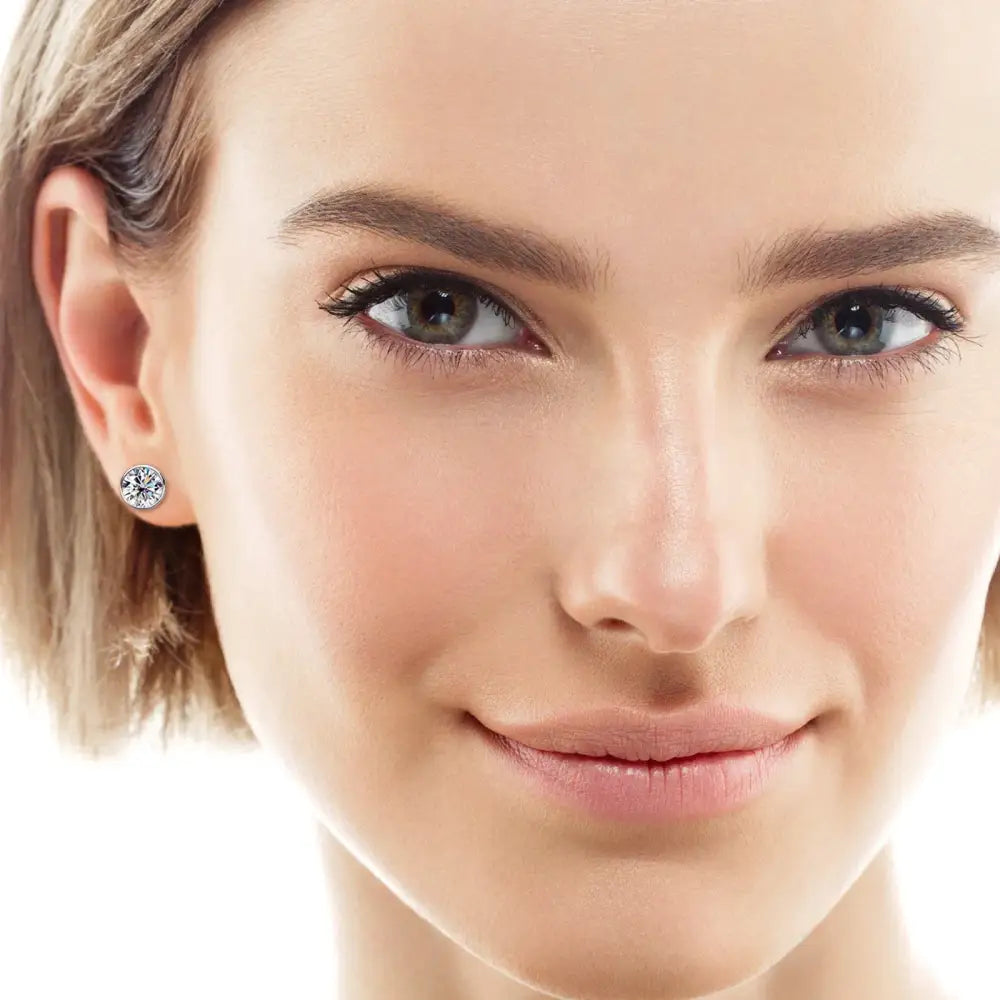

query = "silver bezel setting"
[{"left": 120, "top": 464, "right": 167, "bottom": 510}]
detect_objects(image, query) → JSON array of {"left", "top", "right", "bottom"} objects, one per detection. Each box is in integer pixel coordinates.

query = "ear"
[{"left": 30, "top": 164, "right": 195, "bottom": 526}]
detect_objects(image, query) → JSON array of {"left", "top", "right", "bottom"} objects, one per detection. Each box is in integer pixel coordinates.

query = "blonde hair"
[
  {"left": 1, "top": 0, "right": 998, "bottom": 761},
  {"left": 0, "top": 0, "right": 254, "bottom": 758}
]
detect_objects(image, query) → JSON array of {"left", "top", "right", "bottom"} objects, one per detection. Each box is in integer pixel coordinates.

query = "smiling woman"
[{"left": 1, "top": 1, "right": 1000, "bottom": 999}]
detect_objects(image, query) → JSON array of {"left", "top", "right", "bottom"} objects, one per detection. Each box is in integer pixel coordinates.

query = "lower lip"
[{"left": 477, "top": 720, "right": 812, "bottom": 823}]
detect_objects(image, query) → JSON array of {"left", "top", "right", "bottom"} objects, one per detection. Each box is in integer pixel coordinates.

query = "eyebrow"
[
  {"left": 736, "top": 209, "right": 1000, "bottom": 295},
  {"left": 273, "top": 184, "right": 611, "bottom": 296},
  {"left": 273, "top": 185, "right": 1000, "bottom": 297}
]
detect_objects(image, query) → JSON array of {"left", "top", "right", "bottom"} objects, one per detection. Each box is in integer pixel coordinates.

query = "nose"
[{"left": 554, "top": 375, "right": 768, "bottom": 656}]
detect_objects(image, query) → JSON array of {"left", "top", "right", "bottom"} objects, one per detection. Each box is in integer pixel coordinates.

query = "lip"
[
  {"left": 470, "top": 703, "right": 814, "bottom": 823},
  {"left": 477, "top": 702, "right": 806, "bottom": 762}
]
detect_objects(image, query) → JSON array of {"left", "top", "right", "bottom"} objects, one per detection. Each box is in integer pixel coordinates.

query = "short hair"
[
  {"left": 0, "top": 0, "right": 254, "bottom": 758},
  {"left": 0, "top": 0, "right": 997, "bottom": 760}
]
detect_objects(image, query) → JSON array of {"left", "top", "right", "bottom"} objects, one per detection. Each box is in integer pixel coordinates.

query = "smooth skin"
[{"left": 29, "top": 0, "right": 1000, "bottom": 997}]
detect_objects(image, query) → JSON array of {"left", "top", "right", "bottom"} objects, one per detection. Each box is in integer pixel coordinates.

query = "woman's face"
[{"left": 152, "top": 0, "right": 1000, "bottom": 993}]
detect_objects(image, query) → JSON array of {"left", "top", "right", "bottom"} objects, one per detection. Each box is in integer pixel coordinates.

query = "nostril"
[{"left": 598, "top": 618, "right": 631, "bottom": 631}]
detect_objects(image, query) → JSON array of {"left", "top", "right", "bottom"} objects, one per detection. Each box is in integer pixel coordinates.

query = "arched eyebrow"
[
  {"left": 272, "top": 183, "right": 611, "bottom": 296},
  {"left": 735, "top": 210, "right": 1000, "bottom": 295},
  {"left": 273, "top": 185, "right": 1000, "bottom": 296}
]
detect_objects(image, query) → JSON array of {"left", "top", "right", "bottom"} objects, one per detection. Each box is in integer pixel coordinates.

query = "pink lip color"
[{"left": 478, "top": 720, "right": 811, "bottom": 823}]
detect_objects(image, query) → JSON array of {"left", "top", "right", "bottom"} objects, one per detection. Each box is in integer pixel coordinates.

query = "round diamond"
[{"left": 120, "top": 464, "right": 166, "bottom": 510}]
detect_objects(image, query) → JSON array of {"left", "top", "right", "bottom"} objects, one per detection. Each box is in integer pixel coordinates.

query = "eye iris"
[
  {"left": 819, "top": 300, "right": 886, "bottom": 356},
  {"left": 405, "top": 287, "right": 476, "bottom": 344}
]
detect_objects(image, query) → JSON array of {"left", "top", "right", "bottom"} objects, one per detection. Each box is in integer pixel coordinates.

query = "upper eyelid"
[
  {"left": 775, "top": 284, "right": 961, "bottom": 331},
  {"left": 346, "top": 265, "right": 547, "bottom": 328},
  {"left": 336, "top": 266, "right": 964, "bottom": 343}
]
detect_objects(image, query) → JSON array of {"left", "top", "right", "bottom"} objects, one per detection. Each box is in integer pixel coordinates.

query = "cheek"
[
  {"left": 186, "top": 328, "right": 548, "bottom": 751},
  {"left": 775, "top": 401, "right": 1000, "bottom": 787}
]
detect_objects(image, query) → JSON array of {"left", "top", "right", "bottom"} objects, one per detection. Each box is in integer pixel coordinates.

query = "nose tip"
[{"left": 559, "top": 545, "right": 762, "bottom": 656}]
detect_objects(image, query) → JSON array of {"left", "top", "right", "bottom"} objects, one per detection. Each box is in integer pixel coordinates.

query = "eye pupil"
[
  {"left": 419, "top": 290, "right": 456, "bottom": 326},
  {"left": 834, "top": 302, "right": 874, "bottom": 341}
]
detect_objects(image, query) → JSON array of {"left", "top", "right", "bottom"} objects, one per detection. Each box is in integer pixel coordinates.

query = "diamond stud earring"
[{"left": 120, "top": 464, "right": 167, "bottom": 510}]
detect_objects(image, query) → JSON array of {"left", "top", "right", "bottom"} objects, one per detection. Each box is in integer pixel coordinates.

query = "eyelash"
[{"left": 317, "top": 266, "right": 981, "bottom": 387}]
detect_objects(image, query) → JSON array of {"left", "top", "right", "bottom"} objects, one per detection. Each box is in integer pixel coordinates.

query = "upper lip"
[{"left": 477, "top": 702, "right": 808, "bottom": 762}]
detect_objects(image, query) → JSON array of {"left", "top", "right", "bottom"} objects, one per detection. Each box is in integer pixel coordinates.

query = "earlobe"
[{"left": 30, "top": 164, "right": 194, "bottom": 526}]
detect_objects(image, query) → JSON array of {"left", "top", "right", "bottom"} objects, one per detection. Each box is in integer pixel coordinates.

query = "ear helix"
[{"left": 119, "top": 464, "right": 167, "bottom": 510}]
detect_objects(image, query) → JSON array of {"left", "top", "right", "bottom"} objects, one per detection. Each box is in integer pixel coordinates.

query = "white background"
[{"left": 1, "top": 2, "right": 999, "bottom": 997}]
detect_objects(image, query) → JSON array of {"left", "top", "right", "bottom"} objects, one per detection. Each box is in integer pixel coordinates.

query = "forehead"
[{"left": 199, "top": 0, "right": 1000, "bottom": 294}]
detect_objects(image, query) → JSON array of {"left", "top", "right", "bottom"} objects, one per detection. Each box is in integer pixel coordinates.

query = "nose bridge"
[{"left": 556, "top": 362, "right": 766, "bottom": 654}]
